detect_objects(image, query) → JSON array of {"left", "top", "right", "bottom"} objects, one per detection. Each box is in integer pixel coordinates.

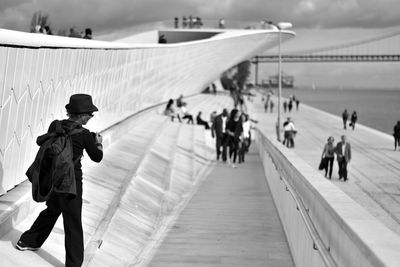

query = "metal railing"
[{"left": 256, "top": 128, "right": 336, "bottom": 267}]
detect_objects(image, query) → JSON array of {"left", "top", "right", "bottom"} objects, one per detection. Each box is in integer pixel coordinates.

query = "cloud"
[{"left": 0, "top": 0, "right": 400, "bottom": 34}]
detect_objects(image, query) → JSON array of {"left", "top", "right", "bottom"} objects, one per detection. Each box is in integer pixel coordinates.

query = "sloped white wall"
[{"left": 0, "top": 28, "right": 293, "bottom": 193}]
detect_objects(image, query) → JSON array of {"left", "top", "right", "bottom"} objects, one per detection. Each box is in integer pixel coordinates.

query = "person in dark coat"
[
  {"left": 342, "top": 109, "right": 349, "bottom": 129},
  {"left": 335, "top": 135, "right": 351, "bottom": 181},
  {"left": 211, "top": 109, "right": 229, "bottom": 162},
  {"left": 226, "top": 109, "right": 241, "bottom": 167},
  {"left": 16, "top": 94, "right": 103, "bottom": 267},
  {"left": 288, "top": 99, "right": 293, "bottom": 112},
  {"left": 349, "top": 111, "right": 358, "bottom": 130}
]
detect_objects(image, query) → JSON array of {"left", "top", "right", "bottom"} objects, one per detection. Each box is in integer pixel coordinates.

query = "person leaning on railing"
[{"left": 283, "top": 117, "right": 297, "bottom": 148}]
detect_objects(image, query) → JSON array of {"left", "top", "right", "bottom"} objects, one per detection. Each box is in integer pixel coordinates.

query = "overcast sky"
[
  {"left": 1, "top": 0, "right": 399, "bottom": 88},
  {"left": 1, "top": 0, "right": 400, "bottom": 34}
]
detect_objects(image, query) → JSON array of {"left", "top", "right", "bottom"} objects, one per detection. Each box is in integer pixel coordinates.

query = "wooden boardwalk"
[{"left": 148, "top": 146, "right": 294, "bottom": 267}]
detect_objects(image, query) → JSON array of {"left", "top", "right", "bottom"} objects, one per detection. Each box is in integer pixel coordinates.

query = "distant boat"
[
  {"left": 311, "top": 84, "right": 316, "bottom": 90},
  {"left": 268, "top": 73, "right": 294, "bottom": 88}
]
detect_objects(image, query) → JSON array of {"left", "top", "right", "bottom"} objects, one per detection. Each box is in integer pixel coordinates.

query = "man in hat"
[{"left": 16, "top": 94, "right": 103, "bottom": 267}]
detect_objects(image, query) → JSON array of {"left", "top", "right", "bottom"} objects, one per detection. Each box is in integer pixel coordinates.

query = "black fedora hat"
[{"left": 65, "top": 94, "right": 98, "bottom": 114}]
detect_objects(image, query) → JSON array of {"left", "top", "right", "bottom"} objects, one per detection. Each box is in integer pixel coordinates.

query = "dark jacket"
[
  {"left": 335, "top": 142, "right": 351, "bottom": 163},
  {"left": 29, "top": 120, "right": 103, "bottom": 201},
  {"left": 212, "top": 114, "right": 227, "bottom": 138}
]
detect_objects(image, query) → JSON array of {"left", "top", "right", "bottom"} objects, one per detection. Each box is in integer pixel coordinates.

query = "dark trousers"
[
  {"left": 324, "top": 157, "right": 334, "bottom": 178},
  {"left": 395, "top": 136, "right": 400, "bottom": 149},
  {"left": 337, "top": 158, "right": 348, "bottom": 180},
  {"left": 20, "top": 180, "right": 84, "bottom": 267},
  {"left": 350, "top": 121, "right": 356, "bottom": 130},
  {"left": 238, "top": 138, "right": 250, "bottom": 163},
  {"left": 182, "top": 114, "right": 193, "bottom": 124},
  {"left": 197, "top": 119, "right": 210, "bottom": 129},
  {"left": 283, "top": 131, "right": 294, "bottom": 148},
  {"left": 343, "top": 119, "right": 347, "bottom": 129},
  {"left": 216, "top": 134, "right": 228, "bottom": 161},
  {"left": 228, "top": 136, "right": 239, "bottom": 163}
]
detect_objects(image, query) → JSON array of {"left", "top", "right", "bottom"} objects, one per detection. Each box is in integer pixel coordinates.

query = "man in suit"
[
  {"left": 335, "top": 135, "right": 351, "bottom": 181},
  {"left": 211, "top": 109, "right": 229, "bottom": 162}
]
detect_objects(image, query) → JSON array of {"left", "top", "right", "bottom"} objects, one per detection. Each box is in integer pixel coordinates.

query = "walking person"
[
  {"left": 226, "top": 109, "right": 241, "bottom": 168},
  {"left": 238, "top": 113, "right": 251, "bottom": 164},
  {"left": 393, "top": 121, "right": 400, "bottom": 151},
  {"left": 211, "top": 109, "right": 229, "bottom": 162},
  {"left": 349, "top": 111, "right": 358, "bottom": 130},
  {"left": 283, "top": 101, "right": 287, "bottom": 113},
  {"left": 321, "top": 136, "right": 335, "bottom": 179},
  {"left": 335, "top": 135, "right": 351, "bottom": 181},
  {"left": 270, "top": 101, "right": 274, "bottom": 113},
  {"left": 288, "top": 99, "right": 293, "bottom": 112},
  {"left": 174, "top": 17, "right": 179, "bottom": 28},
  {"left": 264, "top": 100, "right": 269, "bottom": 112},
  {"left": 16, "top": 94, "right": 103, "bottom": 266},
  {"left": 342, "top": 109, "right": 349, "bottom": 129}
]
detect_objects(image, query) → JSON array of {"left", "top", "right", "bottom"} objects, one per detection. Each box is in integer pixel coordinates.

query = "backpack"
[{"left": 26, "top": 120, "right": 84, "bottom": 202}]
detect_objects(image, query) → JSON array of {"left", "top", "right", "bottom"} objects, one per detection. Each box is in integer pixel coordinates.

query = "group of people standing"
[
  {"left": 320, "top": 135, "right": 352, "bottom": 181},
  {"left": 211, "top": 108, "right": 254, "bottom": 167},
  {"left": 342, "top": 109, "right": 358, "bottom": 130},
  {"left": 174, "top": 16, "right": 203, "bottom": 29}
]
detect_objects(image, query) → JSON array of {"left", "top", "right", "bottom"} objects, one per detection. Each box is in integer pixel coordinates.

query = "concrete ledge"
[
  {"left": 0, "top": 181, "right": 39, "bottom": 238},
  {"left": 256, "top": 130, "right": 400, "bottom": 267}
]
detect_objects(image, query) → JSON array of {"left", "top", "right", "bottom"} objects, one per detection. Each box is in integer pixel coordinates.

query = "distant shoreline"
[{"left": 263, "top": 87, "right": 400, "bottom": 134}]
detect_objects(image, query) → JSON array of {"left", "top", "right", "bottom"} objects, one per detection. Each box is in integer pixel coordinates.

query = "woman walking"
[
  {"left": 321, "top": 136, "right": 335, "bottom": 179},
  {"left": 349, "top": 110, "right": 358, "bottom": 130}
]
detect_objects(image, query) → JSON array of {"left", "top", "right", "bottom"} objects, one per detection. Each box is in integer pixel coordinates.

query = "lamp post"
[{"left": 268, "top": 21, "right": 292, "bottom": 142}]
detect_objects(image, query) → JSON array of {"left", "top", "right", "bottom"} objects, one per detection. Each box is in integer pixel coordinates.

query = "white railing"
[
  {"left": 255, "top": 128, "right": 400, "bottom": 267},
  {"left": 0, "top": 28, "right": 293, "bottom": 194}
]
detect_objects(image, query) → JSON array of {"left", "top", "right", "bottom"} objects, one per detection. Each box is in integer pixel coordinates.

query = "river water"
[{"left": 268, "top": 87, "right": 400, "bottom": 135}]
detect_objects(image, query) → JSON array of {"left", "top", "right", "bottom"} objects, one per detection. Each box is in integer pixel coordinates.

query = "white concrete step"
[{"left": 88, "top": 121, "right": 216, "bottom": 266}]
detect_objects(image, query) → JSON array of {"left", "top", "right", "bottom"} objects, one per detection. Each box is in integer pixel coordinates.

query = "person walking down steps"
[{"left": 16, "top": 94, "right": 103, "bottom": 267}]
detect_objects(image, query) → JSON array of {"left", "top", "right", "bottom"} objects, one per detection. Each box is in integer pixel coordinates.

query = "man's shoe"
[{"left": 15, "top": 240, "right": 39, "bottom": 251}]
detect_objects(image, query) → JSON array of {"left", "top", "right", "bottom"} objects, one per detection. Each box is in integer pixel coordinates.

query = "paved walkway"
[
  {"left": 250, "top": 92, "right": 400, "bottom": 236},
  {"left": 148, "top": 146, "right": 294, "bottom": 267}
]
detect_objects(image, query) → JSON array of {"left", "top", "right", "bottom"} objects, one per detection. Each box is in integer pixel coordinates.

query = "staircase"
[{"left": 85, "top": 117, "right": 215, "bottom": 266}]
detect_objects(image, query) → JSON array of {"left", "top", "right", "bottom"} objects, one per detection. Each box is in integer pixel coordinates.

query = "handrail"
[{"left": 256, "top": 128, "right": 337, "bottom": 267}]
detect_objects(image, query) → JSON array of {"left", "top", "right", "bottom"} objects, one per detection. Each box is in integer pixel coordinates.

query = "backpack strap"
[{"left": 67, "top": 127, "right": 85, "bottom": 136}]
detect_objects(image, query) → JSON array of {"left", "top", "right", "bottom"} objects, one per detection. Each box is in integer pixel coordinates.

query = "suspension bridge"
[{"left": 253, "top": 29, "right": 400, "bottom": 63}]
